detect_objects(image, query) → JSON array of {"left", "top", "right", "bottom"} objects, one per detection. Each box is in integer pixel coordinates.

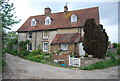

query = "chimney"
[
  {"left": 45, "top": 7, "right": 51, "bottom": 15},
  {"left": 64, "top": 5, "right": 68, "bottom": 12}
]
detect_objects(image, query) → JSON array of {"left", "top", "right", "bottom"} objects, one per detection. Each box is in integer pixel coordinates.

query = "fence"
[{"left": 69, "top": 56, "right": 81, "bottom": 67}]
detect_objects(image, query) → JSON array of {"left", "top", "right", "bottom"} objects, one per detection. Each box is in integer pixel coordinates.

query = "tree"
[
  {"left": 83, "top": 18, "right": 108, "bottom": 58},
  {"left": 5, "top": 31, "right": 18, "bottom": 49},
  {"left": 0, "top": 0, "right": 20, "bottom": 67},
  {"left": 0, "top": 0, "right": 20, "bottom": 30},
  {"left": 1, "top": 0, "right": 20, "bottom": 47},
  {"left": 113, "top": 43, "right": 118, "bottom": 48}
]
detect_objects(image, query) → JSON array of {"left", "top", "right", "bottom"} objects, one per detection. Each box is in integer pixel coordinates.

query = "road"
[{"left": 3, "top": 53, "right": 118, "bottom": 79}]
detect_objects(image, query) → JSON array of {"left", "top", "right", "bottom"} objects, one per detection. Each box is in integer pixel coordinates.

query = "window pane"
[
  {"left": 28, "top": 44, "right": 32, "bottom": 50},
  {"left": 61, "top": 44, "right": 68, "bottom": 50},
  {"left": 32, "top": 21, "right": 35, "bottom": 26},
  {"left": 43, "top": 31, "right": 49, "bottom": 38},
  {"left": 43, "top": 42, "right": 48, "bottom": 52},
  {"left": 29, "top": 32, "right": 32, "bottom": 38}
]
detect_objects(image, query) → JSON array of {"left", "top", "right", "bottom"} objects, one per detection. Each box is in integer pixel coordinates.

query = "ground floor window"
[
  {"left": 43, "top": 42, "right": 48, "bottom": 52},
  {"left": 61, "top": 44, "right": 68, "bottom": 50},
  {"left": 27, "top": 44, "right": 32, "bottom": 51}
]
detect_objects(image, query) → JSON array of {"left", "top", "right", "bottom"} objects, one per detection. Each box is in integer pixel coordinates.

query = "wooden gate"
[{"left": 69, "top": 56, "right": 81, "bottom": 67}]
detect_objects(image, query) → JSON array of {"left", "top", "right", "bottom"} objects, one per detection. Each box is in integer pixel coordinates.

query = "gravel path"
[{"left": 3, "top": 53, "right": 118, "bottom": 79}]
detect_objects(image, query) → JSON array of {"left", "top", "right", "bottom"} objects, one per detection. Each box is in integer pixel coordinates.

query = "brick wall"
[
  {"left": 51, "top": 44, "right": 78, "bottom": 54},
  {"left": 80, "top": 57, "right": 111, "bottom": 67},
  {"left": 52, "top": 54, "right": 69, "bottom": 66}
]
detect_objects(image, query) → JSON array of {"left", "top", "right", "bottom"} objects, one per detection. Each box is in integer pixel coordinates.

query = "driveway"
[{"left": 3, "top": 53, "right": 118, "bottom": 79}]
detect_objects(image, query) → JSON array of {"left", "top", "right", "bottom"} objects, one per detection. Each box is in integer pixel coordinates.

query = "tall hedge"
[{"left": 83, "top": 18, "right": 108, "bottom": 58}]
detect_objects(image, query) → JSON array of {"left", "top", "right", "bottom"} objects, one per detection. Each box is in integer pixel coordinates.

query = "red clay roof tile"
[
  {"left": 51, "top": 33, "right": 83, "bottom": 44},
  {"left": 17, "top": 7, "right": 99, "bottom": 32}
]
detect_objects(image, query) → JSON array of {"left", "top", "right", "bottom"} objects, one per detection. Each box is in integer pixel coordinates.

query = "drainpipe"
[
  {"left": 34, "top": 32, "right": 37, "bottom": 50},
  {"left": 74, "top": 43, "right": 77, "bottom": 55}
]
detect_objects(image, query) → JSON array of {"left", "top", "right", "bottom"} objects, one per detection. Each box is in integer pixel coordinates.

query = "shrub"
[
  {"left": 83, "top": 18, "right": 108, "bottom": 58},
  {"left": 25, "top": 54, "right": 44, "bottom": 62},
  {"left": 4, "top": 49, "right": 18, "bottom": 55},
  {"left": 31, "top": 49, "right": 42, "bottom": 55},
  {"left": 19, "top": 50, "right": 30, "bottom": 57}
]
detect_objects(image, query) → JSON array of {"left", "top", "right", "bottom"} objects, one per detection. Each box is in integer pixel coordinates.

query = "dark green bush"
[{"left": 4, "top": 49, "right": 18, "bottom": 55}]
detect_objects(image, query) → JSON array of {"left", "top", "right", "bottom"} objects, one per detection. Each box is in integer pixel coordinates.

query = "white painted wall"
[{"left": 79, "top": 43, "right": 85, "bottom": 56}]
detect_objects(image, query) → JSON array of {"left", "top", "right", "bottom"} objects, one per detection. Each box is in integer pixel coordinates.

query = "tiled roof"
[
  {"left": 17, "top": 7, "right": 99, "bottom": 32},
  {"left": 51, "top": 33, "right": 83, "bottom": 44}
]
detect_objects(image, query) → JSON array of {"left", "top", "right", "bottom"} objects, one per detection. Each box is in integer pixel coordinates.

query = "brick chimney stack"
[
  {"left": 45, "top": 7, "right": 51, "bottom": 15},
  {"left": 64, "top": 5, "right": 68, "bottom": 12}
]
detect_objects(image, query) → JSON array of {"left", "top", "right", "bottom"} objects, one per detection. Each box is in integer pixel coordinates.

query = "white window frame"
[
  {"left": 27, "top": 44, "right": 32, "bottom": 51},
  {"left": 31, "top": 18, "right": 37, "bottom": 26},
  {"left": 45, "top": 16, "right": 51, "bottom": 25},
  {"left": 43, "top": 31, "right": 49, "bottom": 39},
  {"left": 61, "top": 44, "right": 68, "bottom": 50},
  {"left": 43, "top": 42, "right": 49, "bottom": 52},
  {"left": 27, "top": 32, "right": 32, "bottom": 40},
  {"left": 71, "top": 14, "right": 77, "bottom": 22}
]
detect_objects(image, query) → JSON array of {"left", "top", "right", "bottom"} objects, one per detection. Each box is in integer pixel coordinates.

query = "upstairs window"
[
  {"left": 61, "top": 44, "right": 68, "bottom": 50},
  {"left": 71, "top": 14, "right": 77, "bottom": 22},
  {"left": 45, "top": 16, "right": 51, "bottom": 25},
  {"left": 27, "top": 32, "right": 32, "bottom": 38},
  {"left": 31, "top": 18, "right": 37, "bottom": 26},
  {"left": 43, "top": 31, "right": 49, "bottom": 39}
]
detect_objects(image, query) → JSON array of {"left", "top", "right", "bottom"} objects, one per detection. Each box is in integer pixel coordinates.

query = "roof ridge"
[{"left": 30, "top": 6, "right": 98, "bottom": 17}]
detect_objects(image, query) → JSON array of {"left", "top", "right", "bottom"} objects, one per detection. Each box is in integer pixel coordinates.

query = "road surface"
[{"left": 3, "top": 53, "right": 118, "bottom": 79}]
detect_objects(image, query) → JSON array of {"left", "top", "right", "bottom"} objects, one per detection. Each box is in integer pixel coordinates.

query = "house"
[{"left": 17, "top": 5, "right": 100, "bottom": 56}]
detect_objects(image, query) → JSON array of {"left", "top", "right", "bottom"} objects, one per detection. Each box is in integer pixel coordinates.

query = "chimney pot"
[
  {"left": 64, "top": 5, "right": 68, "bottom": 12},
  {"left": 45, "top": 7, "right": 51, "bottom": 15}
]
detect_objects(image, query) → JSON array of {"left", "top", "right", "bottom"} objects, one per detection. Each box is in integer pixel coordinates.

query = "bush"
[
  {"left": 19, "top": 50, "right": 30, "bottom": 57},
  {"left": 25, "top": 54, "right": 44, "bottom": 62},
  {"left": 31, "top": 49, "right": 42, "bottom": 55},
  {"left": 4, "top": 49, "right": 18, "bottom": 55}
]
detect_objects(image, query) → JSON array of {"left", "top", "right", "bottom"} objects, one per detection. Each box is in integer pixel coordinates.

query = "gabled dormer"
[
  {"left": 31, "top": 18, "right": 37, "bottom": 26},
  {"left": 45, "top": 16, "right": 51, "bottom": 25},
  {"left": 71, "top": 14, "right": 77, "bottom": 22}
]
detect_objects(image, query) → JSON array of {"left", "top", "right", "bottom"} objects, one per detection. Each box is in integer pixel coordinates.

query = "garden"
[{"left": 4, "top": 47, "right": 120, "bottom": 70}]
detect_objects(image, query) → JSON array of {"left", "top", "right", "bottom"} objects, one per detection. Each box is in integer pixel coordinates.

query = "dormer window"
[
  {"left": 31, "top": 18, "right": 37, "bottom": 26},
  {"left": 71, "top": 14, "right": 77, "bottom": 22},
  {"left": 45, "top": 16, "right": 51, "bottom": 25}
]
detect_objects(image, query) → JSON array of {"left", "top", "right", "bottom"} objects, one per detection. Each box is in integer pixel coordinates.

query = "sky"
[{"left": 8, "top": 0, "right": 119, "bottom": 43}]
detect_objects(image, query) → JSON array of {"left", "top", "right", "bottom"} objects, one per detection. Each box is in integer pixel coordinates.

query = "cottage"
[{"left": 17, "top": 5, "right": 100, "bottom": 56}]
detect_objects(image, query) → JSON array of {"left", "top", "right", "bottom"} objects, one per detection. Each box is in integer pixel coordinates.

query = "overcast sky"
[{"left": 8, "top": 0, "right": 119, "bottom": 43}]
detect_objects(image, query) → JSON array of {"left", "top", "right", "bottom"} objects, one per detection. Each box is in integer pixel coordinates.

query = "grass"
[{"left": 80, "top": 56, "right": 120, "bottom": 70}]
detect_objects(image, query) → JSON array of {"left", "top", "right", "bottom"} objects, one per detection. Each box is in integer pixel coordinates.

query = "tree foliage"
[
  {"left": 1, "top": 0, "right": 20, "bottom": 48},
  {"left": 1, "top": 0, "right": 20, "bottom": 67},
  {"left": 0, "top": 0, "right": 20, "bottom": 30},
  {"left": 83, "top": 18, "right": 108, "bottom": 58}
]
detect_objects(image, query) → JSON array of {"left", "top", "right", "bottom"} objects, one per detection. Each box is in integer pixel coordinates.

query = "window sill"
[
  {"left": 43, "top": 37, "right": 49, "bottom": 40},
  {"left": 27, "top": 38, "right": 32, "bottom": 40},
  {"left": 61, "top": 49, "right": 68, "bottom": 51},
  {"left": 43, "top": 50, "right": 48, "bottom": 52}
]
